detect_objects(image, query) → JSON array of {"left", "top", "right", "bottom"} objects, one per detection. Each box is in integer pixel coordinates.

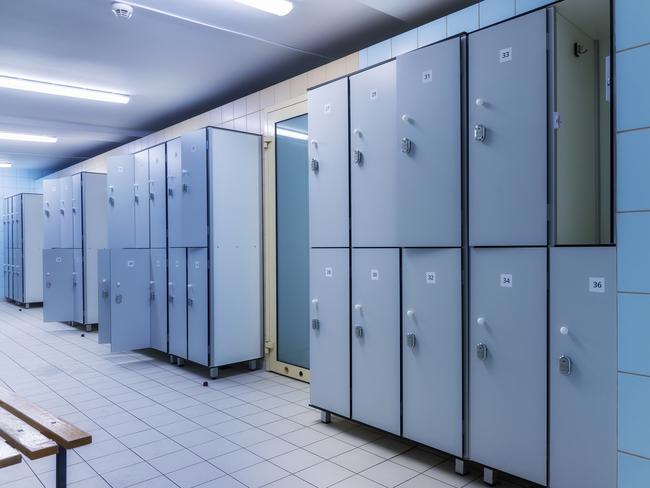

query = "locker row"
[
  {"left": 309, "top": 246, "right": 616, "bottom": 488},
  {"left": 2, "top": 194, "right": 43, "bottom": 306}
]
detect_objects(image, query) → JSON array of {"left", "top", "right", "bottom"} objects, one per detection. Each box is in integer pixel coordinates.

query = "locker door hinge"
[
  {"left": 553, "top": 112, "right": 561, "bottom": 130},
  {"left": 264, "top": 340, "right": 275, "bottom": 354}
]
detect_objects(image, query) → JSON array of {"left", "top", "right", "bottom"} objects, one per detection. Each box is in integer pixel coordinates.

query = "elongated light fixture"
[
  {"left": 276, "top": 127, "right": 307, "bottom": 141},
  {"left": 0, "top": 131, "right": 57, "bottom": 143},
  {"left": 0, "top": 75, "right": 130, "bottom": 104},
  {"left": 0, "top": 162, "right": 12, "bottom": 168},
  {"left": 234, "top": 0, "right": 293, "bottom": 16}
]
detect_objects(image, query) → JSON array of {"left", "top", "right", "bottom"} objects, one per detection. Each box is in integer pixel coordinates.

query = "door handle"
[
  {"left": 474, "top": 124, "right": 487, "bottom": 142},
  {"left": 149, "top": 280, "right": 155, "bottom": 300},
  {"left": 310, "top": 158, "right": 319, "bottom": 173},
  {"left": 476, "top": 343, "right": 488, "bottom": 361},
  {"left": 311, "top": 319, "right": 320, "bottom": 331},
  {"left": 102, "top": 279, "right": 109, "bottom": 298},
  {"left": 187, "top": 284, "right": 193, "bottom": 306},
  {"left": 559, "top": 356, "right": 572, "bottom": 375},
  {"left": 354, "top": 325, "right": 363, "bottom": 338},
  {"left": 406, "top": 332, "right": 416, "bottom": 349}
]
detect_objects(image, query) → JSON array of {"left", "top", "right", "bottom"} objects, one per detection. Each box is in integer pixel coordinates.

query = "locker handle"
[
  {"left": 102, "top": 279, "right": 109, "bottom": 297},
  {"left": 149, "top": 280, "right": 155, "bottom": 300},
  {"left": 311, "top": 298, "right": 319, "bottom": 311},
  {"left": 476, "top": 317, "right": 487, "bottom": 327},
  {"left": 354, "top": 325, "right": 363, "bottom": 338},
  {"left": 168, "top": 282, "right": 174, "bottom": 302},
  {"left": 560, "top": 326, "right": 569, "bottom": 335},
  {"left": 187, "top": 284, "right": 193, "bottom": 306},
  {"left": 406, "top": 310, "right": 415, "bottom": 319},
  {"left": 406, "top": 332, "right": 416, "bottom": 349}
]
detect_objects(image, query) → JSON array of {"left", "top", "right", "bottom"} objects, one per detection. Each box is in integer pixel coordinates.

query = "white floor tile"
[
  {"left": 296, "top": 460, "right": 354, "bottom": 488},
  {"left": 231, "top": 460, "right": 289, "bottom": 487},
  {"left": 361, "top": 460, "right": 419, "bottom": 487},
  {"left": 209, "top": 448, "right": 264, "bottom": 474}
]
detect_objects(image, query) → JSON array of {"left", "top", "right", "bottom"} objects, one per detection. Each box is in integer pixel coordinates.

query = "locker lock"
[
  {"left": 115, "top": 294, "right": 122, "bottom": 304},
  {"left": 352, "top": 149, "right": 363, "bottom": 165},
  {"left": 182, "top": 183, "right": 189, "bottom": 193},
  {"left": 108, "top": 196, "right": 115, "bottom": 206},
  {"left": 102, "top": 279, "right": 109, "bottom": 298},
  {"left": 473, "top": 124, "right": 487, "bottom": 142},
  {"left": 167, "top": 188, "right": 173, "bottom": 197},
  {"left": 559, "top": 356, "right": 572, "bottom": 376},
  {"left": 134, "top": 194, "right": 139, "bottom": 204},
  {"left": 310, "top": 158, "right": 319, "bottom": 173},
  {"left": 149, "top": 281, "right": 155, "bottom": 300},
  {"left": 44, "top": 209, "right": 50, "bottom": 217},
  {"left": 354, "top": 325, "right": 364, "bottom": 338},
  {"left": 406, "top": 333, "right": 416, "bottom": 349},
  {"left": 476, "top": 343, "right": 488, "bottom": 361},
  {"left": 311, "top": 319, "right": 320, "bottom": 331},
  {"left": 401, "top": 137, "right": 413, "bottom": 155},
  {"left": 187, "top": 284, "right": 193, "bottom": 306}
]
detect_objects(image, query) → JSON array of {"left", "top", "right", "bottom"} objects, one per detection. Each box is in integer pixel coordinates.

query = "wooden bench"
[{"left": 0, "top": 387, "right": 92, "bottom": 487}]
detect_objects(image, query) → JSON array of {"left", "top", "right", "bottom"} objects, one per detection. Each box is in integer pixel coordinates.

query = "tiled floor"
[{"left": 0, "top": 301, "right": 536, "bottom": 488}]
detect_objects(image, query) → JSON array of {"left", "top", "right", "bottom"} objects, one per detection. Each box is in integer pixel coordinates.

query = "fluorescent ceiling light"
[
  {"left": 277, "top": 127, "right": 308, "bottom": 140},
  {"left": 0, "top": 75, "right": 130, "bottom": 104},
  {"left": 0, "top": 162, "right": 12, "bottom": 168},
  {"left": 235, "top": 0, "right": 293, "bottom": 16},
  {"left": 0, "top": 131, "right": 57, "bottom": 143}
]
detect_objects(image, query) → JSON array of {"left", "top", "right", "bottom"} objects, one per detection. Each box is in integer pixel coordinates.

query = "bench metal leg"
[{"left": 56, "top": 447, "right": 67, "bottom": 488}]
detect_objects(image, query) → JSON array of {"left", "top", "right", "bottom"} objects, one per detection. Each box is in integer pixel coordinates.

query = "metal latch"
[
  {"left": 401, "top": 137, "right": 412, "bottom": 154},
  {"left": 108, "top": 196, "right": 115, "bottom": 206},
  {"left": 474, "top": 124, "right": 487, "bottom": 142},
  {"left": 476, "top": 343, "right": 488, "bottom": 361},
  {"left": 310, "top": 158, "right": 319, "bottom": 173},
  {"left": 311, "top": 319, "right": 320, "bottom": 331},
  {"left": 182, "top": 183, "right": 189, "bottom": 193},
  {"left": 115, "top": 294, "right": 122, "bottom": 304},
  {"left": 149, "top": 281, "right": 155, "bottom": 300},
  {"left": 167, "top": 188, "right": 173, "bottom": 197},
  {"left": 102, "top": 279, "right": 109, "bottom": 298},
  {"left": 406, "top": 333, "right": 416, "bottom": 349},
  {"left": 187, "top": 284, "right": 193, "bottom": 306},
  {"left": 352, "top": 149, "right": 363, "bottom": 165},
  {"left": 559, "top": 356, "right": 572, "bottom": 376},
  {"left": 354, "top": 325, "right": 364, "bottom": 338}
]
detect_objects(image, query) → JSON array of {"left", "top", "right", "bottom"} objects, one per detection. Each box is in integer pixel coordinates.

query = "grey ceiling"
[{"left": 0, "top": 0, "right": 473, "bottom": 171}]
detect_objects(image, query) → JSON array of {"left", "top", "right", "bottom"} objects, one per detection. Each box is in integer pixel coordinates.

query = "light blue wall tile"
[
  {"left": 617, "top": 44, "right": 650, "bottom": 131},
  {"left": 617, "top": 129, "right": 650, "bottom": 211},
  {"left": 619, "top": 452, "right": 650, "bottom": 488},
  {"left": 480, "top": 0, "right": 515, "bottom": 28},
  {"left": 418, "top": 18, "right": 446, "bottom": 47},
  {"left": 392, "top": 29, "right": 418, "bottom": 57},
  {"left": 447, "top": 4, "right": 479, "bottom": 36},
  {"left": 358, "top": 48, "right": 368, "bottom": 69},
  {"left": 617, "top": 212, "right": 650, "bottom": 293},
  {"left": 367, "top": 39, "right": 392, "bottom": 66},
  {"left": 619, "top": 373, "right": 650, "bottom": 458},
  {"left": 619, "top": 294, "right": 650, "bottom": 376},
  {"left": 616, "top": 0, "right": 650, "bottom": 51},
  {"left": 515, "top": 0, "right": 552, "bottom": 15}
]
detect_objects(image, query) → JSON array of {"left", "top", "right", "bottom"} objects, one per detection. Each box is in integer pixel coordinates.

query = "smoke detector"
[{"left": 112, "top": 2, "right": 134, "bottom": 19}]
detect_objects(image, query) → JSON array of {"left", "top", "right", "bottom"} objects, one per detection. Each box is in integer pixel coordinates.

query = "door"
[
  {"left": 43, "top": 249, "right": 74, "bottom": 322},
  {"left": 134, "top": 150, "right": 150, "bottom": 248},
  {"left": 402, "top": 248, "right": 462, "bottom": 456},
  {"left": 150, "top": 249, "right": 167, "bottom": 353},
  {"left": 149, "top": 143, "right": 167, "bottom": 248},
  {"left": 549, "top": 247, "right": 616, "bottom": 488},
  {"left": 110, "top": 249, "right": 150, "bottom": 352},
  {"left": 168, "top": 247, "right": 187, "bottom": 359},
  {"left": 166, "top": 139, "right": 182, "bottom": 248},
  {"left": 468, "top": 10, "right": 548, "bottom": 246},
  {"left": 72, "top": 249, "right": 84, "bottom": 324},
  {"left": 469, "top": 247, "right": 547, "bottom": 485},
  {"left": 308, "top": 77, "right": 349, "bottom": 248},
  {"left": 13, "top": 248, "right": 22, "bottom": 304},
  {"left": 72, "top": 173, "right": 83, "bottom": 248},
  {"left": 43, "top": 179, "right": 60, "bottom": 249},
  {"left": 352, "top": 248, "right": 400, "bottom": 435},
  {"left": 350, "top": 61, "right": 397, "bottom": 247},
  {"left": 107, "top": 155, "right": 135, "bottom": 249},
  {"left": 13, "top": 195, "right": 22, "bottom": 250},
  {"left": 187, "top": 247, "right": 208, "bottom": 366},
  {"left": 98, "top": 249, "right": 111, "bottom": 345},
  {"left": 59, "top": 176, "right": 74, "bottom": 248},
  {"left": 309, "top": 248, "right": 350, "bottom": 418},
  {"left": 396, "top": 37, "right": 462, "bottom": 247}
]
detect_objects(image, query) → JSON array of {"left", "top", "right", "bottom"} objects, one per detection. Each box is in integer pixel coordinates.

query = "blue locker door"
[
  {"left": 177, "top": 130, "right": 208, "bottom": 247},
  {"left": 13, "top": 248, "right": 22, "bottom": 303},
  {"left": 72, "top": 173, "right": 83, "bottom": 248},
  {"left": 43, "top": 179, "right": 60, "bottom": 249},
  {"left": 13, "top": 195, "right": 22, "bottom": 250},
  {"left": 59, "top": 177, "right": 74, "bottom": 248},
  {"left": 98, "top": 249, "right": 111, "bottom": 345},
  {"left": 134, "top": 150, "right": 150, "bottom": 248},
  {"left": 150, "top": 249, "right": 167, "bottom": 352},
  {"left": 43, "top": 249, "right": 74, "bottom": 322},
  {"left": 187, "top": 248, "right": 208, "bottom": 366},
  {"left": 73, "top": 249, "right": 84, "bottom": 324},
  {"left": 107, "top": 156, "right": 135, "bottom": 249},
  {"left": 110, "top": 249, "right": 151, "bottom": 352},
  {"left": 149, "top": 144, "right": 167, "bottom": 248},
  {"left": 166, "top": 139, "right": 182, "bottom": 247},
  {"left": 168, "top": 248, "right": 187, "bottom": 358}
]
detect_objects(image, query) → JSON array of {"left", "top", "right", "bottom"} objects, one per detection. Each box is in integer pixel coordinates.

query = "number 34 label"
[
  {"left": 589, "top": 277, "right": 605, "bottom": 293},
  {"left": 500, "top": 273, "right": 513, "bottom": 288}
]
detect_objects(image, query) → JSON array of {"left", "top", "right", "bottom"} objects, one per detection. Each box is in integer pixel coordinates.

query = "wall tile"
[
  {"left": 367, "top": 39, "right": 392, "bottom": 66},
  {"left": 480, "top": 0, "right": 516, "bottom": 28},
  {"left": 515, "top": 0, "right": 551, "bottom": 15},
  {"left": 234, "top": 97, "right": 247, "bottom": 119},
  {"left": 307, "top": 67, "right": 327, "bottom": 89},
  {"left": 619, "top": 452, "right": 650, "bottom": 488},
  {"left": 392, "top": 29, "right": 418, "bottom": 57},
  {"left": 260, "top": 87, "right": 275, "bottom": 109},
  {"left": 617, "top": 129, "right": 650, "bottom": 211},
  {"left": 325, "top": 58, "right": 348, "bottom": 81},
  {"left": 617, "top": 44, "right": 650, "bottom": 131},
  {"left": 358, "top": 49, "right": 368, "bottom": 69},
  {"left": 246, "top": 92, "right": 260, "bottom": 114},
  {"left": 344, "top": 53, "right": 359, "bottom": 75},
  {"left": 234, "top": 116, "right": 247, "bottom": 132},
  {"left": 222, "top": 102, "right": 234, "bottom": 122},
  {"left": 619, "top": 373, "right": 650, "bottom": 458},
  {"left": 616, "top": 0, "right": 650, "bottom": 51},
  {"left": 619, "top": 293, "right": 650, "bottom": 376},
  {"left": 209, "top": 107, "right": 223, "bottom": 126},
  {"left": 290, "top": 74, "right": 308, "bottom": 98},
  {"left": 447, "top": 4, "right": 479, "bottom": 36},
  {"left": 274, "top": 80, "right": 292, "bottom": 104},
  {"left": 418, "top": 18, "right": 446, "bottom": 47},
  {"left": 246, "top": 112, "right": 261, "bottom": 135},
  {"left": 618, "top": 212, "right": 650, "bottom": 293}
]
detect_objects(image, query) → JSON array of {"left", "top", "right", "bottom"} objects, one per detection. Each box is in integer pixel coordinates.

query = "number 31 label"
[{"left": 589, "top": 277, "right": 605, "bottom": 293}]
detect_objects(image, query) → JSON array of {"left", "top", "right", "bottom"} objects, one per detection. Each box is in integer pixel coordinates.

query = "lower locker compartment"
[
  {"left": 150, "top": 249, "right": 168, "bottom": 353},
  {"left": 43, "top": 249, "right": 74, "bottom": 322},
  {"left": 168, "top": 248, "right": 188, "bottom": 359}
]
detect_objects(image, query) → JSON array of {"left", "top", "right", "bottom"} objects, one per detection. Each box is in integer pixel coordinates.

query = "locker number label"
[
  {"left": 117, "top": 166, "right": 124, "bottom": 173},
  {"left": 323, "top": 103, "right": 332, "bottom": 114},
  {"left": 370, "top": 269, "right": 380, "bottom": 281},
  {"left": 589, "top": 277, "right": 605, "bottom": 293},
  {"left": 500, "top": 273, "right": 513, "bottom": 288},
  {"left": 370, "top": 89, "right": 378, "bottom": 100},
  {"left": 56, "top": 257, "right": 62, "bottom": 263},
  {"left": 422, "top": 70, "right": 433, "bottom": 84},
  {"left": 325, "top": 267, "right": 333, "bottom": 278},
  {"left": 127, "top": 260, "right": 135, "bottom": 268},
  {"left": 194, "top": 261, "right": 200, "bottom": 269},
  {"left": 426, "top": 272, "right": 436, "bottom": 284},
  {"left": 499, "top": 47, "right": 513, "bottom": 63},
  {"left": 155, "top": 260, "right": 161, "bottom": 267}
]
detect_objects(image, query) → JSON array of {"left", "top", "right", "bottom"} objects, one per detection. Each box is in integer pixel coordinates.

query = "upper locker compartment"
[
  {"left": 134, "top": 150, "right": 150, "bottom": 248},
  {"left": 468, "top": 10, "right": 548, "bottom": 246},
  {"left": 396, "top": 37, "right": 462, "bottom": 247},
  {"left": 149, "top": 143, "right": 167, "bottom": 248},
  {"left": 43, "top": 179, "right": 60, "bottom": 249},
  {"left": 107, "top": 155, "right": 135, "bottom": 249},
  {"left": 59, "top": 176, "right": 74, "bottom": 248},
  {"left": 72, "top": 174, "right": 82, "bottom": 248},
  {"left": 308, "top": 77, "right": 349, "bottom": 248},
  {"left": 350, "top": 61, "right": 397, "bottom": 247}
]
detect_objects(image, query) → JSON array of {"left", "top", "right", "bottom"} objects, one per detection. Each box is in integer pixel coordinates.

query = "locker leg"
[
  {"left": 248, "top": 359, "right": 259, "bottom": 371},
  {"left": 483, "top": 467, "right": 496, "bottom": 486},
  {"left": 170, "top": 355, "right": 177, "bottom": 365},
  {"left": 209, "top": 367, "right": 219, "bottom": 379},
  {"left": 320, "top": 411, "right": 331, "bottom": 424},
  {"left": 454, "top": 458, "right": 469, "bottom": 476},
  {"left": 25, "top": 303, "right": 30, "bottom": 309},
  {"left": 85, "top": 324, "right": 93, "bottom": 333},
  {"left": 177, "top": 358, "right": 186, "bottom": 367}
]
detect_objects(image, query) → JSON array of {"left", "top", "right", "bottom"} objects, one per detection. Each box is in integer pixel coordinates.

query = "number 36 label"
[{"left": 589, "top": 277, "right": 605, "bottom": 293}]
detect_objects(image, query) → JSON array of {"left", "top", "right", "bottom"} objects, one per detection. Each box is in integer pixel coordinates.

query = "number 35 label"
[
  {"left": 500, "top": 47, "right": 512, "bottom": 63},
  {"left": 500, "top": 273, "right": 513, "bottom": 288},
  {"left": 589, "top": 277, "right": 605, "bottom": 293}
]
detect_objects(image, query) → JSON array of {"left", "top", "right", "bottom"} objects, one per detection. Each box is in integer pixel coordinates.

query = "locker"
[
  {"left": 396, "top": 38, "right": 462, "bottom": 247},
  {"left": 149, "top": 249, "right": 167, "bottom": 352},
  {"left": 308, "top": 77, "right": 349, "bottom": 248},
  {"left": 168, "top": 131, "right": 208, "bottom": 247},
  {"left": 168, "top": 247, "right": 187, "bottom": 359},
  {"left": 43, "top": 249, "right": 74, "bottom": 322},
  {"left": 59, "top": 177, "right": 74, "bottom": 248},
  {"left": 469, "top": 247, "right": 547, "bottom": 485},
  {"left": 12, "top": 249, "right": 22, "bottom": 304},
  {"left": 350, "top": 61, "right": 398, "bottom": 247},
  {"left": 107, "top": 155, "right": 135, "bottom": 248},
  {"left": 43, "top": 179, "right": 60, "bottom": 249},
  {"left": 351, "top": 248, "right": 400, "bottom": 434},
  {"left": 73, "top": 249, "right": 84, "bottom": 324},
  {"left": 187, "top": 247, "right": 208, "bottom": 366},
  {"left": 402, "top": 248, "right": 462, "bottom": 456},
  {"left": 13, "top": 195, "right": 22, "bottom": 250},
  {"left": 97, "top": 249, "right": 111, "bottom": 345},
  {"left": 309, "top": 248, "right": 350, "bottom": 418},
  {"left": 110, "top": 249, "right": 151, "bottom": 352},
  {"left": 72, "top": 173, "right": 82, "bottom": 248},
  {"left": 468, "top": 10, "right": 548, "bottom": 246},
  {"left": 549, "top": 247, "right": 616, "bottom": 488},
  {"left": 134, "top": 150, "right": 150, "bottom": 248},
  {"left": 149, "top": 144, "right": 167, "bottom": 248}
]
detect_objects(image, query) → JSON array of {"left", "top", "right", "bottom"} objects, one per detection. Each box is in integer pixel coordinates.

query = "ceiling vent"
[{"left": 111, "top": 2, "right": 134, "bottom": 20}]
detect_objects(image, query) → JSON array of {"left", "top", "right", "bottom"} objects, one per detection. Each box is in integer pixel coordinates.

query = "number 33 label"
[
  {"left": 589, "top": 277, "right": 605, "bottom": 293},
  {"left": 500, "top": 47, "right": 512, "bottom": 63}
]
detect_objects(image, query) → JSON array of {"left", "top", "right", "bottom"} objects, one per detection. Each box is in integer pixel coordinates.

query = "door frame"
[{"left": 262, "top": 95, "right": 311, "bottom": 382}]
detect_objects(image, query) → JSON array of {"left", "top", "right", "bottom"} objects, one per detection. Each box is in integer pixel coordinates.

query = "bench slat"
[
  {"left": 0, "top": 441, "right": 21, "bottom": 468},
  {"left": 0, "top": 388, "right": 91, "bottom": 449},
  {"left": 0, "top": 410, "right": 58, "bottom": 460}
]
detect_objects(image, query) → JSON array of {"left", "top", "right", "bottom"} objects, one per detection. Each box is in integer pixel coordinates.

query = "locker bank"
[{"left": 0, "top": 0, "right": 646, "bottom": 487}]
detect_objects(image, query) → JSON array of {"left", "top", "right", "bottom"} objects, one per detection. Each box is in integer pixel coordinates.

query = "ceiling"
[{"left": 0, "top": 0, "right": 473, "bottom": 172}]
